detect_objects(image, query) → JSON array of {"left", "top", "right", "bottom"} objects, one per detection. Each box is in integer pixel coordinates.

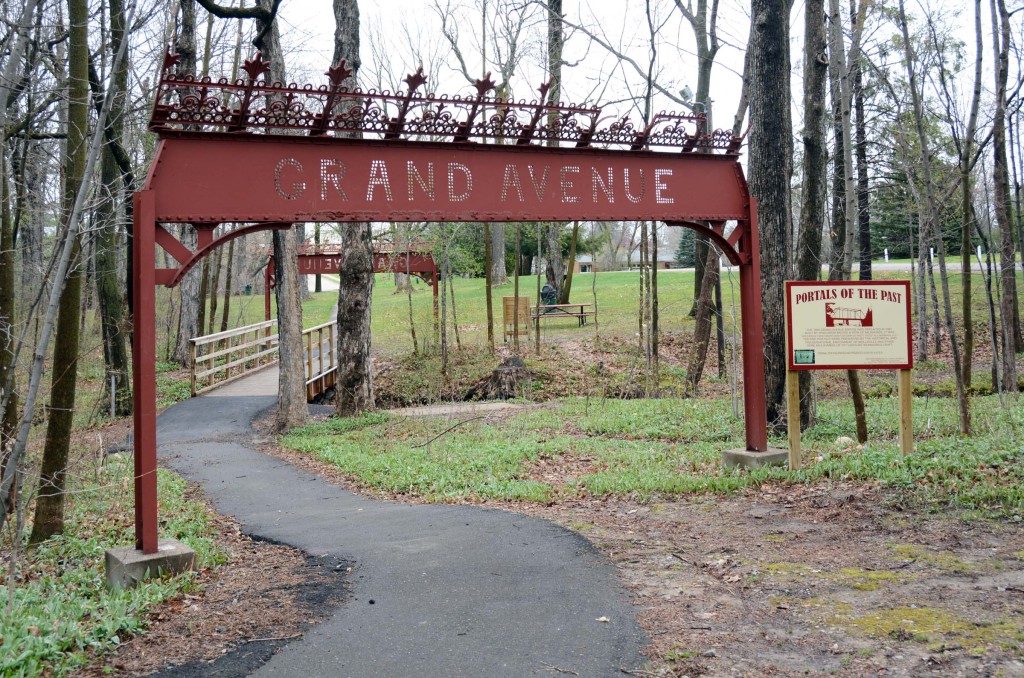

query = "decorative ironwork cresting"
[{"left": 151, "top": 50, "right": 742, "bottom": 154}]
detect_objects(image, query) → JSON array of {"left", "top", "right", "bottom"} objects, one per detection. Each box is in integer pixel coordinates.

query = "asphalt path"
[{"left": 157, "top": 385, "right": 647, "bottom": 677}]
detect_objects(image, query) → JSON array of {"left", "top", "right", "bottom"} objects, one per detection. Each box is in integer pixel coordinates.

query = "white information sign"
[{"left": 785, "top": 280, "right": 912, "bottom": 370}]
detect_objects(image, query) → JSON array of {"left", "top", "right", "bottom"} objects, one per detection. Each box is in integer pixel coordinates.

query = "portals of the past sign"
[{"left": 785, "top": 280, "right": 912, "bottom": 371}]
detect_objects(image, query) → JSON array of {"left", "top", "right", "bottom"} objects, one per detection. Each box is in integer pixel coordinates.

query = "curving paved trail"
[{"left": 157, "top": 371, "right": 647, "bottom": 677}]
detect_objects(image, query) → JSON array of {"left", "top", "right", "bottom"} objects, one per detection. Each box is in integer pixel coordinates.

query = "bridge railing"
[
  {"left": 190, "top": 320, "right": 279, "bottom": 396},
  {"left": 190, "top": 320, "right": 337, "bottom": 400},
  {"left": 303, "top": 320, "right": 337, "bottom": 401}
]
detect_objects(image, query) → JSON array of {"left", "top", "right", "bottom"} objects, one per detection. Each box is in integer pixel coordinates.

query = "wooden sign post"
[{"left": 784, "top": 281, "right": 914, "bottom": 470}]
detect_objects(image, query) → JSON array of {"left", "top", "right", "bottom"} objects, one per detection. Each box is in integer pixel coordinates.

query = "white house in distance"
[{"left": 627, "top": 252, "right": 676, "bottom": 270}]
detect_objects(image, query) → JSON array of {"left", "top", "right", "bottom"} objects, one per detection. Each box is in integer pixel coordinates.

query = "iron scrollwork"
[{"left": 151, "top": 49, "right": 742, "bottom": 154}]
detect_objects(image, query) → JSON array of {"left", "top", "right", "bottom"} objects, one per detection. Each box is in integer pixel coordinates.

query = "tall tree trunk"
[
  {"left": 560, "top": 222, "right": 579, "bottom": 304},
  {"left": 440, "top": 225, "right": 450, "bottom": 377},
  {"left": 219, "top": 238, "right": 234, "bottom": 332},
  {"left": 172, "top": 0, "right": 200, "bottom": 365},
  {"left": 253, "top": 0, "right": 308, "bottom": 430},
  {"left": 513, "top": 224, "right": 521, "bottom": 354},
  {"left": 828, "top": 70, "right": 846, "bottom": 280},
  {"left": 827, "top": 0, "right": 860, "bottom": 280},
  {"left": 18, "top": 145, "right": 45, "bottom": 304},
  {"left": 795, "top": 0, "right": 828, "bottom": 428},
  {"left": 491, "top": 223, "right": 507, "bottom": 285},
  {"left": 992, "top": 0, "right": 1017, "bottom": 392},
  {"left": 333, "top": 0, "right": 374, "bottom": 415},
  {"left": 535, "top": 221, "right": 543, "bottom": 354},
  {"left": 851, "top": 0, "right": 870, "bottom": 282},
  {"left": 928, "top": 254, "right": 941, "bottom": 353},
  {"left": 197, "top": 258, "right": 210, "bottom": 339},
  {"left": 30, "top": 0, "right": 89, "bottom": 544},
  {"left": 218, "top": 11, "right": 244, "bottom": 337},
  {"left": 674, "top": 0, "right": 721, "bottom": 319},
  {"left": 545, "top": 0, "right": 566, "bottom": 303},
  {"left": 748, "top": 0, "right": 793, "bottom": 431},
  {"left": 405, "top": 230, "right": 418, "bottom": 355},
  {"left": 685, "top": 244, "right": 719, "bottom": 395},
  {"left": 651, "top": 222, "right": 660, "bottom": 392},
  {"left": 93, "top": 0, "right": 131, "bottom": 416},
  {"left": 208, "top": 235, "right": 223, "bottom": 334},
  {"left": 0, "top": 153, "right": 17, "bottom": 511},
  {"left": 828, "top": 15, "right": 870, "bottom": 447},
  {"left": 484, "top": 221, "right": 494, "bottom": 353},
  {"left": 959, "top": 0, "right": 984, "bottom": 390},
  {"left": 854, "top": 138, "right": 871, "bottom": 278},
  {"left": 714, "top": 269, "right": 726, "bottom": 378},
  {"left": 545, "top": 224, "right": 563, "bottom": 296},
  {"left": 915, "top": 211, "right": 929, "bottom": 359},
  {"left": 314, "top": 224, "right": 322, "bottom": 293},
  {"left": 690, "top": 236, "right": 708, "bottom": 317}
]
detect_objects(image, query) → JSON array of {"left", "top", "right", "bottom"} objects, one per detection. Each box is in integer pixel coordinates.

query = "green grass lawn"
[
  {"left": 285, "top": 392, "right": 1024, "bottom": 515},
  {"left": 372, "top": 269, "right": 718, "bottom": 356},
  {"left": 1, "top": 458, "right": 224, "bottom": 676}
]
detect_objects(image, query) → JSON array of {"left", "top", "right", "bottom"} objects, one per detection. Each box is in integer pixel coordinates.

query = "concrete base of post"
[
  {"left": 105, "top": 539, "right": 196, "bottom": 589},
  {"left": 722, "top": 447, "right": 789, "bottom": 470}
]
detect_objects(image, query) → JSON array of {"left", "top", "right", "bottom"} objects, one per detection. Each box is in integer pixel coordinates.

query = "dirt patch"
[
  {"left": 506, "top": 488, "right": 1024, "bottom": 677},
  {"left": 81, "top": 509, "right": 350, "bottom": 677}
]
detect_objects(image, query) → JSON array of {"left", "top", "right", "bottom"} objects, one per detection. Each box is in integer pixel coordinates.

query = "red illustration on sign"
[{"left": 825, "top": 303, "right": 873, "bottom": 327}]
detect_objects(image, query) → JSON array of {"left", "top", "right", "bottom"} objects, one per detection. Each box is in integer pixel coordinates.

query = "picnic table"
[{"left": 531, "top": 303, "right": 595, "bottom": 327}]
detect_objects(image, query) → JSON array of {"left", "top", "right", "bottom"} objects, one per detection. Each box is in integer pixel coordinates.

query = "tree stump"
[{"left": 464, "top": 356, "right": 533, "bottom": 401}]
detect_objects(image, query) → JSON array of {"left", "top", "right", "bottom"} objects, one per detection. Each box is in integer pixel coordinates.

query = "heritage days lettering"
[{"left": 273, "top": 157, "right": 677, "bottom": 206}]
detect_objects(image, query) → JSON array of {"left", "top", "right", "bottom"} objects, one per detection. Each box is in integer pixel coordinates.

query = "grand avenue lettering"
[
  {"left": 273, "top": 157, "right": 677, "bottom": 207},
  {"left": 148, "top": 137, "right": 747, "bottom": 223}
]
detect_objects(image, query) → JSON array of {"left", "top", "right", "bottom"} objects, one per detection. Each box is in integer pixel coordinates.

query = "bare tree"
[
  {"left": 172, "top": 0, "right": 201, "bottom": 366},
  {"left": 0, "top": 0, "right": 44, "bottom": 512},
  {"left": 827, "top": 0, "right": 869, "bottom": 443},
  {"left": 435, "top": 0, "right": 539, "bottom": 286},
  {"left": 258, "top": 0, "right": 308, "bottom": 430},
  {"left": 191, "top": 0, "right": 308, "bottom": 428},
  {"left": 747, "top": 0, "right": 793, "bottom": 431},
  {"left": 29, "top": 0, "right": 93, "bottom": 543},
  {"left": 929, "top": 0, "right": 984, "bottom": 391},
  {"left": 896, "top": 0, "right": 970, "bottom": 432},
  {"left": 92, "top": 0, "right": 132, "bottom": 416},
  {"left": 794, "top": 0, "right": 828, "bottom": 428},
  {"left": 333, "top": 0, "right": 376, "bottom": 416},
  {"left": 991, "top": 0, "right": 1018, "bottom": 392}
]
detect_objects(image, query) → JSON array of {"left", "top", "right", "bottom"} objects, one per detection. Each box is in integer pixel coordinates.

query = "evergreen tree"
[{"left": 674, "top": 229, "right": 696, "bottom": 267}]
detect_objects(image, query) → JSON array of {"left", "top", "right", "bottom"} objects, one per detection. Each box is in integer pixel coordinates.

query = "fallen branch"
[
  {"left": 411, "top": 416, "right": 486, "bottom": 449},
  {"left": 243, "top": 633, "right": 302, "bottom": 643}
]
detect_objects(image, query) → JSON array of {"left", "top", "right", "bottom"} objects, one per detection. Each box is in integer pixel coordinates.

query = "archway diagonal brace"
[
  {"left": 665, "top": 220, "right": 747, "bottom": 267},
  {"left": 153, "top": 222, "right": 293, "bottom": 287}
]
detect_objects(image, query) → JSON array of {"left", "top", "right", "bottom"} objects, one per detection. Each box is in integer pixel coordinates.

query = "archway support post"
[
  {"left": 108, "top": 191, "right": 196, "bottom": 588},
  {"left": 738, "top": 197, "right": 768, "bottom": 452},
  {"left": 106, "top": 191, "right": 197, "bottom": 589},
  {"left": 131, "top": 190, "right": 159, "bottom": 554}
]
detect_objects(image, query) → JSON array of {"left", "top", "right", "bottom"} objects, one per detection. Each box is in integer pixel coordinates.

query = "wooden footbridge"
[{"left": 189, "top": 319, "right": 338, "bottom": 401}]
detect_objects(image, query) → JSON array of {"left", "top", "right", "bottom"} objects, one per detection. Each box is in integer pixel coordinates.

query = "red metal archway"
[
  {"left": 130, "top": 52, "right": 767, "bottom": 554},
  {"left": 263, "top": 243, "right": 439, "bottom": 321}
]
